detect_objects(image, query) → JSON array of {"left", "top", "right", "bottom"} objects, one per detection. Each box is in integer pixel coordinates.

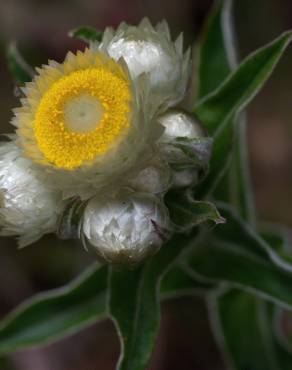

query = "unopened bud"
[{"left": 82, "top": 191, "right": 171, "bottom": 266}]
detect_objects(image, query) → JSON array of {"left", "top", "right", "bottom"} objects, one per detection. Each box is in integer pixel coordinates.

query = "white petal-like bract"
[
  {"left": 3, "top": 20, "right": 210, "bottom": 261},
  {"left": 158, "top": 109, "right": 210, "bottom": 188},
  {"left": 127, "top": 158, "right": 171, "bottom": 194},
  {"left": 12, "top": 48, "right": 163, "bottom": 200},
  {"left": 0, "top": 141, "right": 62, "bottom": 246},
  {"left": 82, "top": 191, "right": 171, "bottom": 265},
  {"left": 158, "top": 109, "right": 205, "bottom": 140},
  {"left": 98, "top": 18, "right": 191, "bottom": 108}
]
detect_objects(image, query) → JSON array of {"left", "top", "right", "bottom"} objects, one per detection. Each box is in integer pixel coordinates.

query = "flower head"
[
  {"left": 2, "top": 19, "right": 213, "bottom": 263},
  {"left": 13, "top": 48, "right": 160, "bottom": 198},
  {"left": 98, "top": 18, "right": 191, "bottom": 107},
  {"left": 82, "top": 191, "right": 171, "bottom": 265},
  {"left": 0, "top": 141, "right": 62, "bottom": 246}
]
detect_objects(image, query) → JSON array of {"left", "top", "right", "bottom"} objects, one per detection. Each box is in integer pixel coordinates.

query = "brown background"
[{"left": 1, "top": 0, "right": 292, "bottom": 369}]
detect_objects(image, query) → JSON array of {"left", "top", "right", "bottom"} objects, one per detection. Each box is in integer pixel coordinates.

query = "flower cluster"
[{"left": 0, "top": 19, "right": 212, "bottom": 265}]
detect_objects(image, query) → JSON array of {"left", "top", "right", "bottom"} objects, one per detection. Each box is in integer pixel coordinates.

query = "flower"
[
  {"left": 2, "top": 19, "right": 213, "bottom": 262},
  {"left": 98, "top": 18, "right": 191, "bottom": 107},
  {"left": 82, "top": 191, "right": 171, "bottom": 265},
  {"left": 11, "top": 19, "right": 192, "bottom": 200},
  {"left": 0, "top": 141, "right": 62, "bottom": 246},
  {"left": 12, "top": 48, "right": 160, "bottom": 199}
]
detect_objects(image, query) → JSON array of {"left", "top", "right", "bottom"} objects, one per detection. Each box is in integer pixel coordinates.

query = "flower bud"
[
  {"left": 158, "top": 109, "right": 212, "bottom": 188},
  {"left": 82, "top": 191, "right": 171, "bottom": 265},
  {"left": 172, "top": 169, "right": 199, "bottom": 188},
  {"left": 158, "top": 109, "right": 205, "bottom": 141},
  {"left": 99, "top": 19, "right": 191, "bottom": 106},
  {"left": 127, "top": 161, "right": 171, "bottom": 194},
  {"left": 0, "top": 141, "right": 62, "bottom": 246}
]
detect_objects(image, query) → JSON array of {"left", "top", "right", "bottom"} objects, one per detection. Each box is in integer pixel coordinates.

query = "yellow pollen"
[{"left": 33, "top": 65, "right": 131, "bottom": 169}]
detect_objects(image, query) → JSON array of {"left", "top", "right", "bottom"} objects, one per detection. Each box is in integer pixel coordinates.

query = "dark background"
[{"left": 1, "top": 0, "right": 292, "bottom": 369}]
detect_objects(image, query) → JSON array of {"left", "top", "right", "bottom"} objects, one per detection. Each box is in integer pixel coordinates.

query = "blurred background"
[{"left": 1, "top": 0, "right": 292, "bottom": 369}]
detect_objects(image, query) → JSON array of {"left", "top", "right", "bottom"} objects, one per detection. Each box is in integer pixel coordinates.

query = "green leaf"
[
  {"left": 165, "top": 137, "right": 212, "bottom": 172},
  {"left": 204, "top": 0, "right": 255, "bottom": 223},
  {"left": 260, "top": 227, "right": 292, "bottom": 362},
  {"left": 275, "top": 342, "right": 292, "bottom": 370},
  {"left": 161, "top": 264, "right": 216, "bottom": 299},
  {"left": 195, "top": 119, "right": 233, "bottom": 198},
  {"left": 183, "top": 205, "right": 292, "bottom": 309},
  {"left": 165, "top": 191, "right": 225, "bottom": 231},
  {"left": 0, "top": 264, "right": 108, "bottom": 354},
  {"left": 195, "top": 0, "right": 254, "bottom": 207},
  {"left": 196, "top": 7, "right": 292, "bottom": 369},
  {"left": 206, "top": 213, "right": 292, "bottom": 369},
  {"left": 108, "top": 232, "right": 197, "bottom": 370},
  {"left": 225, "top": 112, "right": 256, "bottom": 224},
  {"left": 7, "top": 42, "right": 34, "bottom": 84},
  {"left": 195, "top": 31, "right": 292, "bottom": 135},
  {"left": 195, "top": 21, "right": 292, "bottom": 200},
  {"left": 57, "top": 197, "right": 88, "bottom": 240},
  {"left": 273, "top": 317, "right": 292, "bottom": 366},
  {"left": 200, "top": 2, "right": 256, "bottom": 221},
  {"left": 69, "top": 26, "right": 103, "bottom": 43},
  {"left": 182, "top": 205, "right": 292, "bottom": 309},
  {"left": 215, "top": 204, "right": 292, "bottom": 271},
  {"left": 0, "top": 256, "right": 211, "bottom": 355},
  {"left": 197, "top": 0, "right": 235, "bottom": 98},
  {"left": 272, "top": 305, "right": 292, "bottom": 368},
  {"left": 210, "top": 290, "right": 284, "bottom": 370},
  {"left": 260, "top": 224, "right": 292, "bottom": 257},
  {"left": 187, "top": 237, "right": 292, "bottom": 309}
]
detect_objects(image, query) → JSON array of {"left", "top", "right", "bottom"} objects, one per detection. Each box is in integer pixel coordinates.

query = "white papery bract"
[
  {"left": 158, "top": 109, "right": 205, "bottom": 140},
  {"left": 11, "top": 20, "right": 192, "bottom": 201},
  {"left": 12, "top": 48, "right": 163, "bottom": 200},
  {"left": 0, "top": 141, "right": 62, "bottom": 246},
  {"left": 2, "top": 20, "right": 212, "bottom": 259},
  {"left": 98, "top": 18, "right": 191, "bottom": 108},
  {"left": 157, "top": 109, "right": 211, "bottom": 188},
  {"left": 82, "top": 191, "right": 171, "bottom": 265},
  {"left": 126, "top": 157, "right": 171, "bottom": 194}
]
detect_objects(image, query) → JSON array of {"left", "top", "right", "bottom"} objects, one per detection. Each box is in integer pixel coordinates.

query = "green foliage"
[
  {"left": 194, "top": 30, "right": 292, "bottom": 135},
  {"left": 165, "top": 190, "right": 225, "bottom": 231},
  {"left": 2, "top": 0, "right": 292, "bottom": 368},
  {"left": 197, "top": 0, "right": 234, "bottom": 98},
  {"left": 0, "top": 254, "right": 210, "bottom": 354},
  {"left": 0, "top": 264, "right": 108, "bottom": 354},
  {"left": 196, "top": 1, "right": 292, "bottom": 369},
  {"left": 108, "top": 232, "right": 197, "bottom": 370},
  {"left": 210, "top": 285, "right": 292, "bottom": 370},
  {"left": 69, "top": 26, "right": 103, "bottom": 43},
  {"left": 6, "top": 43, "right": 34, "bottom": 84},
  {"left": 187, "top": 225, "right": 292, "bottom": 309},
  {"left": 161, "top": 264, "right": 215, "bottom": 298},
  {"left": 165, "top": 136, "right": 212, "bottom": 169},
  {"left": 195, "top": 28, "right": 292, "bottom": 198},
  {"left": 210, "top": 290, "right": 281, "bottom": 370}
]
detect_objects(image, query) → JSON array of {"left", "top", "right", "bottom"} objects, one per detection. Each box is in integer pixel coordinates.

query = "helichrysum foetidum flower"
[
  {"left": 82, "top": 191, "right": 170, "bottom": 265},
  {"left": 0, "top": 141, "right": 62, "bottom": 247},
  {"left": 13, "top": 49, "right": 155, "bottom": 199},
  {"left": 98, "top": 18, "right": 191, "bottom": 107},
  {"left": 1, "top": 18, "right": 211, "bottom": 263}
]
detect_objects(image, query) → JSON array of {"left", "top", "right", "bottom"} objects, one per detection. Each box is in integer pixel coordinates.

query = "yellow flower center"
[{"left": 33, "top": 66, "right": 131, "bottom": 169}]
